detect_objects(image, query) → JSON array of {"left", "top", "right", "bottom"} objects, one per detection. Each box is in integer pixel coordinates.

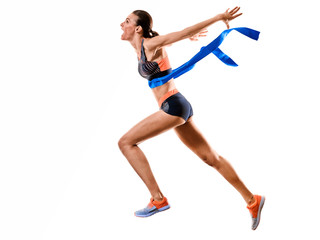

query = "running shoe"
[
  {"left": 134, "top": 197, "right": 170, "bottom": 217},
  {"left": 247, "top": 195, "right": 265, "bottom": 230}
]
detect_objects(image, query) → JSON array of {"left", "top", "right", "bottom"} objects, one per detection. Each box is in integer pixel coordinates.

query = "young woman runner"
[{"left": 118, "top": 7, "right": 265, "bottom": 230}]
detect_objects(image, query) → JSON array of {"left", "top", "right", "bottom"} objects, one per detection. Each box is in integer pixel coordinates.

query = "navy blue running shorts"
[{"left": 160, "top": 92, "right": 193, "bottom": 121}]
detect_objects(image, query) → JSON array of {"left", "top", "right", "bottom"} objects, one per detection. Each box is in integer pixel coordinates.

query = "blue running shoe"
[{"left": 135, "top": 197, "right": 170, "bottom": 217}]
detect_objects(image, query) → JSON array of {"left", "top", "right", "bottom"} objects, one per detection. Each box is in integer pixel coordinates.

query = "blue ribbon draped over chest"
[{"left": 148, "top": 27, "right": 260, "bottom": 89}]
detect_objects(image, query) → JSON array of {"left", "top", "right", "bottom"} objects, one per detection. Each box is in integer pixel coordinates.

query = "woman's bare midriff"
[{"left": 151, "top": 79, "right": 177, "bottom": 104}]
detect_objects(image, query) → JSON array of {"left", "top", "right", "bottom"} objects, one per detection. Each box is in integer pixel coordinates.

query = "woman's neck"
[{"left": 129, "top": 34, "right": 143, "bottom": 53}]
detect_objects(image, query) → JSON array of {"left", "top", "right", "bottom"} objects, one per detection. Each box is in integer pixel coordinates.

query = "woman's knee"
[
  {"left": 118, "top": 134, "right": 133, "bottom": 153},
  {"left": 201, "top": 152, "right": 221, "bottom": 169}
]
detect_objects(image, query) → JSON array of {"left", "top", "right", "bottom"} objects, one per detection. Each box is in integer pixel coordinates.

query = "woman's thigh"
[
  {"left": 174, "top": 118, "right": 219, "bottom": 160},
  {"left": 121, "top": 110, "right": 185, "bottom": 146}
]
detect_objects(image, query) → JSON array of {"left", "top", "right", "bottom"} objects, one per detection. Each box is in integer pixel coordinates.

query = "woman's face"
[{"left": 120, "top": 13, "right": 138, "bottom": 41}]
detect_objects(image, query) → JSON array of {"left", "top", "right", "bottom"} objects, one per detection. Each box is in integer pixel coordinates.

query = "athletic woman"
[{"left": 118, "top": 7, "right": 265, "bottom": 230}]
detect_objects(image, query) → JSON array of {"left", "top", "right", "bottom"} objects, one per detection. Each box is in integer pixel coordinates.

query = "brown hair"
[{"left": 132, "top": 10, "right": 159, "bottom": 38}]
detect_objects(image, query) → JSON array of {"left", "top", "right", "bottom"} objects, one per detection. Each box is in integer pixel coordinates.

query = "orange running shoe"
[{"left": 247, "top": 195, "right": 265, "bottom": 230}]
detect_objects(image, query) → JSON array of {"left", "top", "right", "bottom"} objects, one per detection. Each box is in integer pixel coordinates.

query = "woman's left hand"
[
  {"left": 222, "top": 6, "right": 242, "bottom": 29},
  {"left": 189, "top": 29, "right": 208, "bottom": 41}
]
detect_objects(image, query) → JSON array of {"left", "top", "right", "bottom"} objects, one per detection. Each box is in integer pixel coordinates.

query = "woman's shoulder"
[
  {"left": 144, "top": 40, "right": 168, "bottom": 61},
  {"left": 143, "top": 36, "right": 172, "bottom": 50}
]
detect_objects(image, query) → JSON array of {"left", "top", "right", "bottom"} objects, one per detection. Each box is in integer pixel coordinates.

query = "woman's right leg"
[
  {"left": 118, "top": 110, "right": 185, "bottom": 201},
  {"left": 174, "top": 118, "right": 265, "bottom": 229},
  {"left": 174, "top": 117, "right": 254, "bottom": 205}
]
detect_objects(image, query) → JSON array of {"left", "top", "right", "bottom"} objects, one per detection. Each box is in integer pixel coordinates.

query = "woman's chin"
[{"left": 121, "top": 33, "right": 126, "bottom": 40}]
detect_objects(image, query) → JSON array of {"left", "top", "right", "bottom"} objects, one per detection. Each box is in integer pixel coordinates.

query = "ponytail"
[
  {"left": 133, "top": 10, "right": 159, "bottom": 38},
  {"left": 149, "top": 29, "right": 159, "bottom": 38}
]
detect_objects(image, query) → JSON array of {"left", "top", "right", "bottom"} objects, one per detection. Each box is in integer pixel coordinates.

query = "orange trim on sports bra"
[{"left": 156, "top": 55, "right": 171, "bottom": 72}]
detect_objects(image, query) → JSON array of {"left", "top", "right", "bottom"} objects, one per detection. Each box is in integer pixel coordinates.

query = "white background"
[{"left": 1, "top": 0, "right": 319, "bottom": 239}]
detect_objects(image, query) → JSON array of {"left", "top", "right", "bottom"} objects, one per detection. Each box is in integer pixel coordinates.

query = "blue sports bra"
[{"left": 138, "top": 39, "right": 172, "bottom": 81}]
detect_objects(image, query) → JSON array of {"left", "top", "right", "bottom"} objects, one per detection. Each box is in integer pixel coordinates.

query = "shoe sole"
[
  {"left": 252, "top": 196, "right": 265, "bottom": 230},
  {"left": 135, "top": 205, "right": 170, "bottom": 218}
]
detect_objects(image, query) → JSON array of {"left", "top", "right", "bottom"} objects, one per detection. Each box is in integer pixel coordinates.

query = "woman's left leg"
[{"left": 174, "top": 117, "right": 255, "bottom": 205}]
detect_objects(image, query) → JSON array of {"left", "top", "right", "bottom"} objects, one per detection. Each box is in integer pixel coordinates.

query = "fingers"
[
  {"left": 199, "top": 29, "right": 208, "bottom": 36},
  {"left": 226, "top": 7, "right": 240, "bottom": 15},
  {"left": 233, "top": 13, "right": 243, "bottom": 19},
  {"left": 189, "top": 31, "right": 208, "bottom": 41},
  {"left": 229, "top": 6, "right": 240, "bottom": 15}
]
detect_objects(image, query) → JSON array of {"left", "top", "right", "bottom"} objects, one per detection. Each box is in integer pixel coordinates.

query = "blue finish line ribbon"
[{"left": 148, "top": 27, "right": 260, "bottom": 89}]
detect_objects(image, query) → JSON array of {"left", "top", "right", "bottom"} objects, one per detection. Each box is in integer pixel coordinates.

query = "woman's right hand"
[
  {"left": 221, "top": 7, "right": 242, "bottom": 29},
  {"left": 189, "top": 29, "right": 208, "bottom": 41}
]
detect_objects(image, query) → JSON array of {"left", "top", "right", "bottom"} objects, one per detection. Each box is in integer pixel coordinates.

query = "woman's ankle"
[
  {"left": 152, "top": 192, "right": 164, "bottom": 202},
  {"left": 247, "top": 195, "right": 256, "bottom": 206}
]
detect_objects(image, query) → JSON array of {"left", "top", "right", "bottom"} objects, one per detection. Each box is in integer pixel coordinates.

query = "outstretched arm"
[{"left": 145, "top": 7, "right": 242, "bottom": 51}]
